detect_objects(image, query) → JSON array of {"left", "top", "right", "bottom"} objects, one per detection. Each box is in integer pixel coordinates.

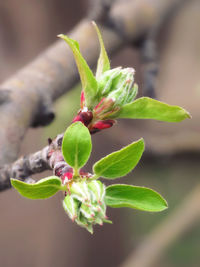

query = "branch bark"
[{"left": 0, "top": 134, "right": 64, "bottom": 191}]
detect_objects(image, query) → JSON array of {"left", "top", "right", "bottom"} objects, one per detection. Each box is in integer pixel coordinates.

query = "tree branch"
[{"left": 0, "top": 134, "right": 65, "bottom": 191}]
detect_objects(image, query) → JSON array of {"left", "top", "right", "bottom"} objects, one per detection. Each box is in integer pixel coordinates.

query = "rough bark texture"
[{"left": 0, "top": 134, "right": 65, "bottom": 191}]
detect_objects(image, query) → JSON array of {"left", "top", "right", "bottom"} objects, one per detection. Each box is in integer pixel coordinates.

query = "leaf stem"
[{"left": 89, "top": 174, "right": 100, "bottom": 180}]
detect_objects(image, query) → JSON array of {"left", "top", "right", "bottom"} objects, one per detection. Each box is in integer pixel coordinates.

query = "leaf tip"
[
  {"left": 162, "top": 197, "right": 168, "bottom": 208},
  {"left": 177, "top": 106, "right": 191, "bottom": 121},
  {"left": 155, "top": 195, "right": 168, "bottom": 212},
  {"left": 138, "top": 138, "right": 145, "bottom": 150},
  {"left": 91, "top": 20, "right": 96, "bottom": 27},
  {"left": 185, "top": 110, "right": 192, "bottom": 119},
  {"left": 57, "top": 34, "right": 65, "bottom": 39},
  {"left": 139, "top": 137, "right": 144, "bottom": 143},
  {"left": 159, "top": 203, "right": 168, "bottom": 212},
  {"left": 177, "top": 107, "right": 191, "bottom": 122}
]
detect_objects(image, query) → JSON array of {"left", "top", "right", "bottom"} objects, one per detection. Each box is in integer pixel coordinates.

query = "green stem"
[{"left": 89, "top": 174, "right": 100, "bottom": 180}]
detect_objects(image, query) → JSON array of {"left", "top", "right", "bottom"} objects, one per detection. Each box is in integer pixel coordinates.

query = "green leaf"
[
  {"left": 58, "top": 34, "right": 98, "bottom": 109},
  {"left": 118, "top": 97, "right": 191, "bottom": 122},
  {"left": 105, "top": 184, "right": 168, "bottom": 212},
  {"left": 62, "top": 122, "right": 92, "bottom": 170},
  {"left": 93, "top": 138, "right": 144, "bottom": 179},
  {"left": 92, "top": 21, "right": 110, "bottom": 78},
  {"left": 11, "top": 176, "right": 63, "bottom": 199}
]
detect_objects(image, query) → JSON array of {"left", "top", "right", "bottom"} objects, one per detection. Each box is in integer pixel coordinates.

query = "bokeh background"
[{"left": 0, "top": 0, "right": 200, "bottom": 266}]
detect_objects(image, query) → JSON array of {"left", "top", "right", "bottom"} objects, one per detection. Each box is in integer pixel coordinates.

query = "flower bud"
[
  {"left": 63, "top": 195, "right": 79, "bottom": 221},
  {"left": 72, "top": 108, "right": 93, "bottom": 127},
  {"left": 90, "top": 119, "right": 116, "bottom": 134},
  {"left": 72, "top": 67, "right": 138, "bottom": 133},
  {"left": 70, "top": 181, "right": 91, "bottom": 203},
  {"left": 87, "top": 67, "right": 137, "bottom": 129},
  {"left": 76, "top": 215, "right": 93, "bottom": 234},
  {"left": 107, "top": 68, "right": 137, "bottom": 107},
  {"left": 87, "top": 180, "right": 105, "bottom": 203},
  {"left": 97, "top": 67, "right": 137, "bottom": 108},
  {"left": 63, "top": 180, "right": 110, "bottom": 233},
  {"left": 60, "top": 167, "right": 73, "bottom": 184},
  {"left": 97, "top": 67, "right": 122, "bottom": 96},
  {"left": 79, "top": 203, "right": 95, "bottom": 222}
]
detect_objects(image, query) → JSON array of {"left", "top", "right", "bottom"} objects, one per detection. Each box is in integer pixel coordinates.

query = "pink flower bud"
[
  {"left": 60, "top": 167, "right": 73, "bottom": 184},
  {"left": 90, "top": 119, "right": 116, "bottom": 134},
  {"left": 72, "top": 110, "right": 93, "bottom": 126}
]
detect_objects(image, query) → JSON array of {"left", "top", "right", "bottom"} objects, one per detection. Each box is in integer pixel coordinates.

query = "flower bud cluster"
[
  {"left": 72, "top": 67, "right": 137, "bottom": 133},
  {"left": 63, "top": 180, "right": 109, "bottom": 233},
  {"left": 104, "top": 67, "right": 137, "bottom": 107}
]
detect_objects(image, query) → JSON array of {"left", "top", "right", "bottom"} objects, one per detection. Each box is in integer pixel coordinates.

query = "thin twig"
[{"left": 0, "top": 134, "right": 65, "bottom": 191}]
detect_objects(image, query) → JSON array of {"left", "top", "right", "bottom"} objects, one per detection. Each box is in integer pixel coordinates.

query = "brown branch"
[
  {"left": 0, "top": 146, "right": 50, "bottom": 191},
  {"left": 0, "top": 134, "right": 65, "bottom": 191},
  {"left": 120, "top": 184, "right": 200, "bottom": 267}
]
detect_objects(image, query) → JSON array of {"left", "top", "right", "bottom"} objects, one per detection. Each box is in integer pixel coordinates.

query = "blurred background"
[{"left": 0, "top": 0, "right": 200, "bottom": 266}]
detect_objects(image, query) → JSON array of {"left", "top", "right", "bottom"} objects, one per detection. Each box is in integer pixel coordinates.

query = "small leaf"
[
  {"left": 118, "top": 97, "right": 191, "bottom": 122},
  {"left": 11, "top": 176, "right": 63, "bottom": 199},
  {"left": 105, "top": 184, "right": 168, "bottom": 212},
  {"left": 92, "top": 21, "right": 110, "bottom": 78},
  {"left": 93, "top": 138, "right": 144, "bottom": 179},
  {"left": 58, "top": 34, "right": 98, "bottom": 109},
  {"left": 62, "top": 122, "right": 92, "bottom": 170}
]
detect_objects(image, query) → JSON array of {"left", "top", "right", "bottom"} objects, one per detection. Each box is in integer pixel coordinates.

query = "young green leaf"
[
  {"left": 93, "top": 138, "right": 144, "bottom": 179},
  {"left": 11, "top": 176, "right": 63, "bottom": 199},
  {"left": 58, "top": 34, "right": 98, "bottom": 109},
  {"left": 92, "top": 21, "right": 110, "bottom": 78},
  {"left": 118, "top": 97, "right": 191, "bottom": 122},
  {"left": 105, "top": 184, "right": 168, "bottom": 212},
  {"left": 62, "top": 122, "right": 92, "bottom": 171}
]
